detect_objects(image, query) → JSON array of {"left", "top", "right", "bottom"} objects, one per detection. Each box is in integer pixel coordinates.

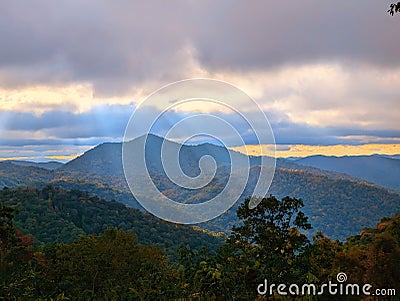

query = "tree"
[
  {"left": 226, "top": 196, "right": 312, "bottom": 288},
  {"left": 47, "top": 227, "right": 177, "bottom": 300},
  {"left": 177, "top": 196, "right": 313, "bottom": 299},
  {"left": 178, "top": 246, "right": 223, "bottom": 298},
  {"left": 0, "top": 202, "right": 44, "bottom": 299},
  {"left": 308, "top": 232, "right": 342, "bottom": 283},
  {"left": 363, "top": 234, "right": 400, "bottom": 289},
  {"left": 388, "top": 2, "right": 400, "bottom": 15}
]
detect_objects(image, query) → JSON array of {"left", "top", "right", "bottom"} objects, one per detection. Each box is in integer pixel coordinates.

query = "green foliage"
[
  {"left": 178, "top": 196, "right": 313, "bottom": 299},
  {"left": 0, "top": 162, "right": 53, "bottom": 187},
  {"left": 308, "top": 232, "right": 342, "bottom": 283},
  {"left": 2, "top": 141, "right": 400, "bottom": 242},
  {"left": 0, "top": 203, "right": 46, "bottom": 299},
  {"left": 227, "top": 196, "right": 312, "bottom": 284},
  {"left": 207, "top": 168, "right": 400, "bottom": 241},
  {"left": 339, "top": 213, "right": 400, "bottom": 290},
  {"left": 0, "top": 186, "right": 224, "bottom": 258},
  {"left": 45, "top": 228, "right": 178, "bottom": 300},
  {"left": 178, "top": 199, "right": 400, "bottom": 299},
  {"left": 1, "top": 226, "right": 181, "bottom": 299},
  {"left": 1, "top": 190, "right": 400, "bottom": 300}
]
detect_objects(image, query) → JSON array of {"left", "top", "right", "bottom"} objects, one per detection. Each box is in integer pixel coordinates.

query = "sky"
[{"left": 0, "top": 1, "right": 400, "bottom": 161}]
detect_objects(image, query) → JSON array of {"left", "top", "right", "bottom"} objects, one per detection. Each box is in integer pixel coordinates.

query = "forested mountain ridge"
[
  {"left": 1, "top": 135, "right": 400, "bottom": 241},
  {"left": 4, "top": 160, "right": 64, "bottom": 170},
  {"left": 60, "top": 135, "right": 359, "bottom": 182},
  {"left": 0, "top": 186, "right": 224, "bottom": 257},
  {"left": 204, "top": 167, "right": 400, "bottom": 240},
  {"left": 2, "top": 191, "right": 399, "bottom": 300},
  {"left": 0, "top": 161, "right": 53, "bottom": 187},
  {"left": 295, "top": 154, "right": 400, "bottom": 190}
]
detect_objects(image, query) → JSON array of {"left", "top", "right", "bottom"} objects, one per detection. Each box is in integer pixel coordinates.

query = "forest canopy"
[{"left": 1, "top": 189, "right": 399, "bottom": 300}]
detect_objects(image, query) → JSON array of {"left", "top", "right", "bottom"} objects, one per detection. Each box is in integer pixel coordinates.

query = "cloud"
[
  {"left": 1, "top": 1, "right": 399, "bottom": 95},
  {"left": 235, "top": 64, "right": 400, "bottom": 133},
  {"left": 1, "top": 98, "right": 399, "bottom": 152},
  {"left": 0, "top": 1, "right": 194, "bottom": 94},
  {"left": 190, "top": 1, "right": 400, "bottom": 71},
  {"left": 0, "top": 104, "right": 132, "bottom": 145},
  {"left": 1, "top": 1, "right": 399, "bottom": 159}
]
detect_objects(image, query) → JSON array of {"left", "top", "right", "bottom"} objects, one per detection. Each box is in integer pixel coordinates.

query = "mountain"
[
  {"left": 0, "top": 161, "right": 53, "bottom": 187},
  {"left": 59, "top": 135, "right": 354, "bottom": 186},
  {"left": 6, "top": 160, "right": 64, "bottom": 170},
  {"left": 378, "top": 154, "right": 400, "bottom": 160},
  {"left": 1, "top": 134, "right": 400, "bottom": 241},
  {"left": 205, "top": 167, "right": 400, "bottom": 240},
  {"left": 348, "top": 212, "right": 400, "bottom": 246},
  {"left": 0, "top": 185, "right": 224, "bottom": 258},
  {"left": 61, "top": 134, "right": 249, "bottom": 179},
  {"left": 60, "top": 142, "right": 124, "bottom": 178},
  {"left": 275, "top": 158, "right": 358, "bottom": 181},
  {"left": 295, "top": 155, "right": 400, "bottom": 190}
]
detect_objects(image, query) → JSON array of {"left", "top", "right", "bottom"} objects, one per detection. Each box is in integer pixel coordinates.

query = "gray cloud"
[
  {"left": 0, "top": 104, "right": 131, "bottom": 142},
  {"left": 0, "top": 1, "right": 192, "bottom": 93},
  {"left": 191, "top": 1, "right": 400, "bottom": 71},
  {"left": 1, "top": 1, "right": 399, "bottom": 94},
  {"left": 0, "top": 103, "right": 399, "bottom": 158},
  {"left": 1, "top": 0, "right": 399, "bottom": 155},
  {"left": 0, "top": 138, "right": 106, "bottom": 147}
]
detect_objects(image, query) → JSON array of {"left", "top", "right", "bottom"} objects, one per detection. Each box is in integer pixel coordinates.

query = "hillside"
[
  {"left": 1, "top": 135, "right": 400, "bottom": 241},
  {"left": 0, "top": 186, "right": 224, "bottom": 257},
  {"left": 295, "top": 155, "right": 400, "bottom": 190},
  {"left": 61, "top": 135, "right": 357, "bottom": 182},
  {"left": 201, "top": 167, "right": 400, "bottom": 240},
  {"left": 6, "top": 160, "right": 64, "bottom": 170},
  {"left": 347, "top": 212, "right": 400, "bottom": 246},
  {"left": 0, "top": 161, "right": 53, "bottom": 187}
]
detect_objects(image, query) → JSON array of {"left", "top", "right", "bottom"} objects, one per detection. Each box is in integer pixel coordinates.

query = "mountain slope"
[
  {"left": 61, "top": 135, "right": 358, "bottom": 181},
  {"left": 0, "top": 186, "right": 224, "bottom": 257},
  {"left": 0, "top": 161, "right": 53, "bottom": 187},
  {"left": 201, "top": 167, "right": 400, "bottom": 240},
  {"left": 6, "top": 160, "right": 64, "bottom": 170},
  {"left": 56, "top": 137, "right": 400, "bottom": 240},
  {"left": 1, "top": 135, "right": 400, "bottom": 241},
  {"left": 295, "top": 155, "right": 400, "bottom": 190}
]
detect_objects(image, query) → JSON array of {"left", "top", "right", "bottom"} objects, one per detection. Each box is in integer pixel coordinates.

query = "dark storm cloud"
[{"left": 1, "top": 1, "right": 399, "bottom": 94}]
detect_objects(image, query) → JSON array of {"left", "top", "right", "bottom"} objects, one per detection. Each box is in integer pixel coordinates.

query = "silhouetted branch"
[{"left": 388, "top": 2, "right": 400, "bottom": 16}]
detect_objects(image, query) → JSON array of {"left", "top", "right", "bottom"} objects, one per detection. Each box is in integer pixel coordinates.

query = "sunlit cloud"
[
  {"left": 0, "top": 144, "right": 87, "bottom": 163},
  {"left": 0, "top": 1, "right": 399, "bottom": 160},
  {"left": 0, "top": 84, "right": 141, "bottom": 114}
]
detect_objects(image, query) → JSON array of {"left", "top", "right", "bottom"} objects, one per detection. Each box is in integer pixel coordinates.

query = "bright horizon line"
[
  {"left": 0, "top": 143, "right": 399, "bottom": 163},
  {"left": 232, "top": 143, "right": 400, "bottom": 158}
]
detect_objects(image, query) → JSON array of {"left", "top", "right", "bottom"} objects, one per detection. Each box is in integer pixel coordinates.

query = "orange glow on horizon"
[
  {"left": 0, "top": 144, "right": 399, "bottom": 163},
  {"left": 0, "top": 154, "right": 79, "bottom": 162},
  {"left": 231, "top": 144, "right": 400, "bottom": 158}
]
